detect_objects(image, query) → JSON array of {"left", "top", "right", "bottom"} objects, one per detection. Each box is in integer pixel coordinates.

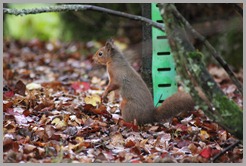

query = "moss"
[
  {"left": 212, "top": 94, "right": 243, "bottom": 139},
  {"left": 188, "top": 51, "right": 203, "bottom": 60}
]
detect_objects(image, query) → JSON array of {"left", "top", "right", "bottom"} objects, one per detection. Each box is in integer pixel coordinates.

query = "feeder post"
[
  {"left": 141, "top": 4, "right": 153, "bottom": 94},
  {"left": 142, "top": 3, "right": 177, "bottom": 106}
]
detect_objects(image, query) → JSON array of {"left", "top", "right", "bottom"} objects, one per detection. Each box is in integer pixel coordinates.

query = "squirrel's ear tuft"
[
  {"left": 105, "top": 38, "right": 114, "bottom": 52},
  {"left": 107, "top": 38, "right": 114, "bottom": 44}
]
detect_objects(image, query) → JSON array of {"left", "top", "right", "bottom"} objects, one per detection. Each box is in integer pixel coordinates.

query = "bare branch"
[
  {"left": 3, "top": 4, "right": 165, "bottom": 31},
  {"left": 231, "top": 3, "right": 243, "bottom": 17}
]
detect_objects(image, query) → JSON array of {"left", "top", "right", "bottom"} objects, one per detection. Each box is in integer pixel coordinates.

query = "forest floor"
[{"left": 3, "top": 39, "right": 243, "bottom": 163}]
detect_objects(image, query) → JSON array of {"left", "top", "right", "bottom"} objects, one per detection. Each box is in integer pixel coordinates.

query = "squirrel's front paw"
[{"left": 101, "top": 93, "right": 108, "bottom": 103}]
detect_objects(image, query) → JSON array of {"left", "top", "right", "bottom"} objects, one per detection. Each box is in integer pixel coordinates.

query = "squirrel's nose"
[
  {"left": 92, "top": 55, "right": 96, "bottom": 61},
  {"left": 92, "top": 56, "right": 98, "bottom": 64}
]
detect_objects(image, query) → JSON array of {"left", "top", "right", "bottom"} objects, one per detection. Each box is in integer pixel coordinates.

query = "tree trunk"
[{"left": 158, "top": 3, "right": 243, "bottom": 140}]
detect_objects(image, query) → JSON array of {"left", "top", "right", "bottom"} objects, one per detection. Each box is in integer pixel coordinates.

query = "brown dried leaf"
[
  {"left": 3, "top": 101, "right": 13, "bottom": 112},
  {"left": 110, "top": 133, "right": 124, "bottom": 146},
  {"left": 125, "top": 140, "right": 136, "bottom": 148},
  {"left": 63, "top": 126, "right": 78, "bottom": 136},
  {"left": 148, "top": 126, "right": 159, "bottom": 132},
  {"left": 35, "top": 129, "right": 49, "bottom": 142},
  {"left": 14, "top": 80, "right": 26, "bottom": 96},
  {"left": 3, "top": 69, "right": 14, "bottom": 80},
  {"left": 94, "top": 152, "right": 108, "bottom": 162},
  {"left": 45, "top": 125, "right": 55, "bottom": 138},
  {"left": 23, "top": 144, "right": 37, "bottom": 153},
  {"left": 218, "top": 130, "right": 228, "bottom": 141}
]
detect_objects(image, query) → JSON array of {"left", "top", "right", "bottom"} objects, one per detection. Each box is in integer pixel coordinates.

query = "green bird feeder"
[{"left": 151, "top": 3, "right": 177, "bottom": 106}]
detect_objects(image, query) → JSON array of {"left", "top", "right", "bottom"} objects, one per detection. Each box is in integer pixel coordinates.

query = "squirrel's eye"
[{"left": 98, "top": 52, "right": 103, "bottom": 56}]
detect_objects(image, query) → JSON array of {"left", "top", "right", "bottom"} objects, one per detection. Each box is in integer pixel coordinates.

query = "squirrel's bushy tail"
[{"left": 154, "top": 91, "right": 195, "bottom": 122}]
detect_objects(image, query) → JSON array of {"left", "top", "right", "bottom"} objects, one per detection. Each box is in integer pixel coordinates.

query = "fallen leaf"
[
  {"left": 37, "top": 147, "right": 45, "bottom": 156},
  {"left": 51, "top": 118, "right": 67, "bottom": 129},
  {"left": 23, "top": 144, "right": 37, "bottom": 153},
  {"left": 4, "top": 91, "right": 15, "bottom": 99},
  {"left": 218, "top": 130, "right": 228, "bottom": 141},
  {"left": 84, "top": 94, "right": 101, "bottom": 106},
  {"left": 3, "top": 101, "right": 13, "bottom": 112},
  {"left": 181, "top": 114, "right": 193, "bottom": 124},
  {"left": 110, "top": 133, "right": 124, "bottom": 146},
  {"left": 63, "top": 126, "right": 78, "bottom": 136},
  {"left": 199, "top": 130, "right": 210, "bottom": 141},
  {"left": 5, "top": 108, "right": 29, "bottom": 124},
  {"left": 177, "top": 140, "right": 191, "bottom": 148},
  {"left": 41, "top": 81, "right": 62, "bottom": 89},
  {"left": 91, "top": 76, "right": 101, "bottom": 84},
  {"left": 188, "top": 143, "right": 198, "bottom": 154},
  {"left": 45, "top": 125, "right": 55, "bottom": 138},
  {"left": 175, "top": 124, "right": 188, "bottom": 131},
  {"left": 148, "top": 126, "right": 159, "bottom": 132},
  {"left": 118, "top": 119, "right": 139, "bottom": 132},
  {"left": 26, "top": 82, "right": 42, "bottom": 90},
  {"left": 94, "top": 152, "right": 108, "bottom": 162},
  {"left": 71, "top": 82, "right": 90, "bottom": 92},
  {"left": 125, "top": 140, "right": 136, "bottom": 148},
  {"left": 200, "top": 147, "right": 212, "bottom": 159},
  {"left": 14, "top": 80, "right": 26, "bottom": 96}
]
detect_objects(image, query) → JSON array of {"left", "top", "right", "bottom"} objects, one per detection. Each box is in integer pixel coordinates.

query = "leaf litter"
[{"left": 3, "top": 39, "right": 243, "bottom": 163}]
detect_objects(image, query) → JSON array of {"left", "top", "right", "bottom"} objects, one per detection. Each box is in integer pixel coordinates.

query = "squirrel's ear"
[
  {"left": 105, "top": 38, "right": 114, "bottom": 52},
  {"left": 106, "top": 38, "right": 114, "bottom": 44}
]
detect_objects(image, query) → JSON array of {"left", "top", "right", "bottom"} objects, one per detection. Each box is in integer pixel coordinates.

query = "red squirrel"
[{"left": 93, "top": 39, "right": 194, "bottom": 125}]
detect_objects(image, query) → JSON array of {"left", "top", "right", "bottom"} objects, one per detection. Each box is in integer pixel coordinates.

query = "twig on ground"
[{"left": 211, "top": 140, "right": 240, "bottom": 162}]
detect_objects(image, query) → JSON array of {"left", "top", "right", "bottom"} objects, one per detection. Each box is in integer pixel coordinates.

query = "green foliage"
[
  {"left": 202, "top": 29, "right": 243, "bottom": 69},
  {"left": 4, "top": 4, "right": 61, "bottom": 41},
  {"left": 221, "top": 29, "right": 243, "bottom": 68},
  {"left": 4, "top": 3, "right": 142, "bottom": 42}
]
